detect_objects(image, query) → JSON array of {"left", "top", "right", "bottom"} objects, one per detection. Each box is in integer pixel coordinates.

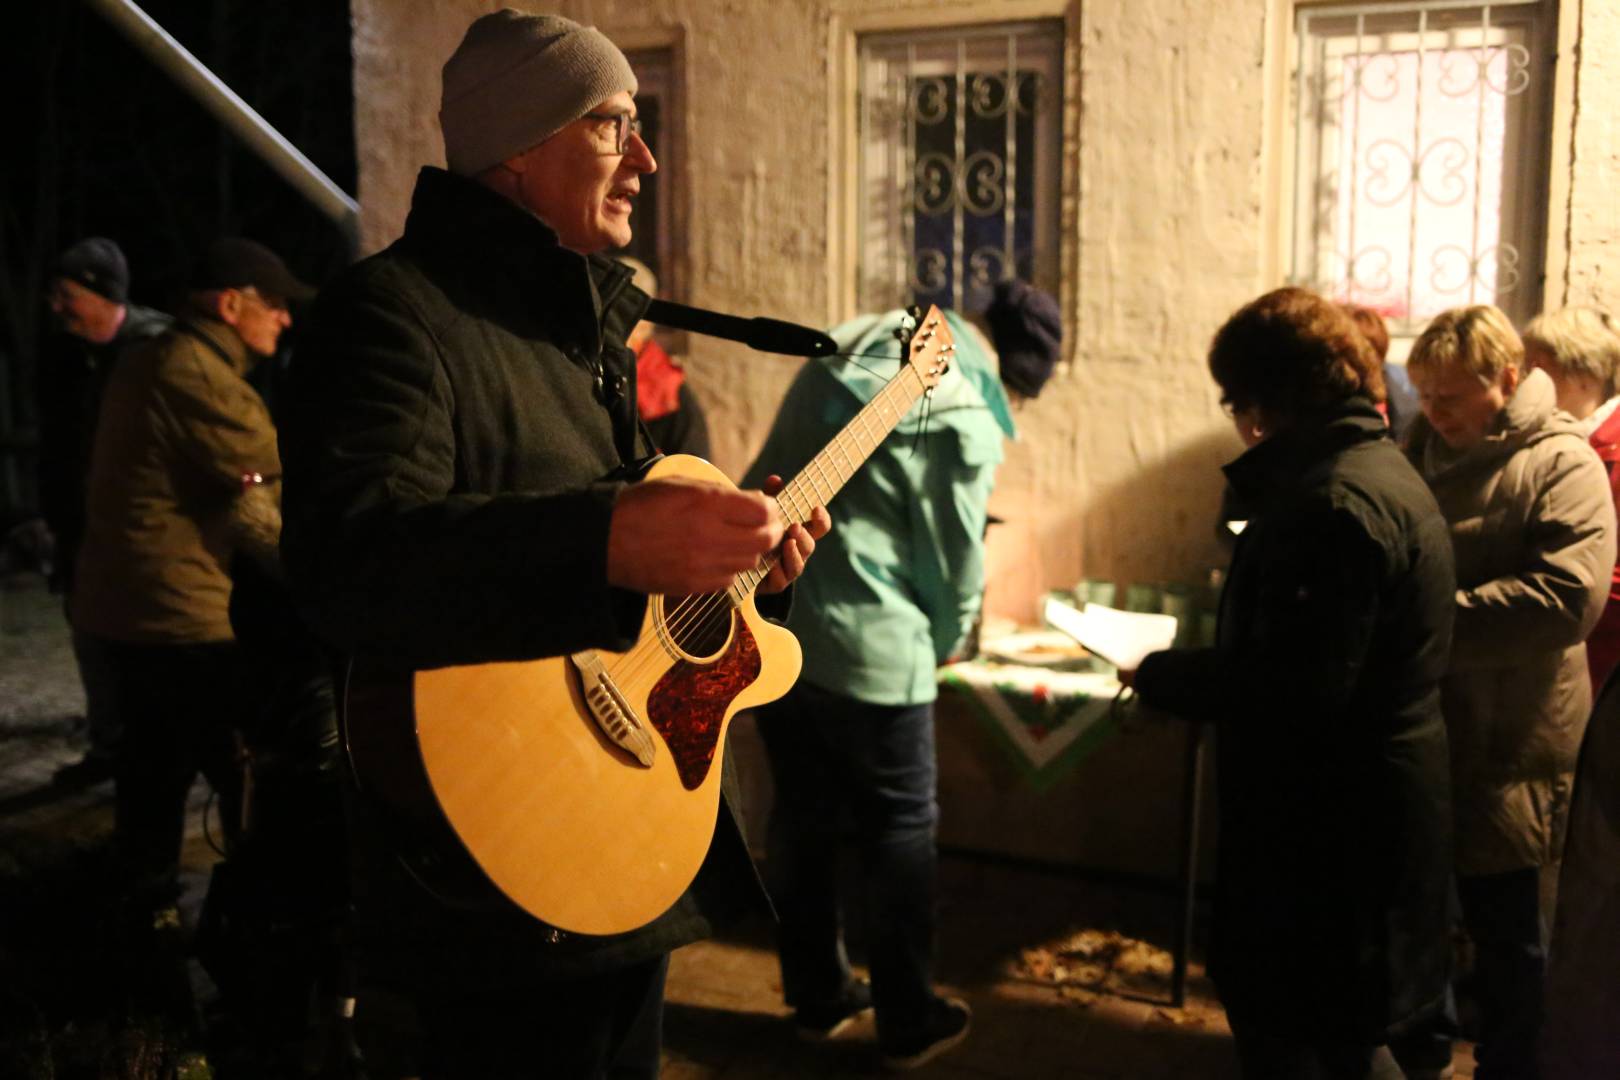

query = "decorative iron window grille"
[
  {"left": 857, "top": 23, "right": 1063, "bottom": 315},
  {"left": 1290, "top": 1, "right": 1554, "bottom": 337}
]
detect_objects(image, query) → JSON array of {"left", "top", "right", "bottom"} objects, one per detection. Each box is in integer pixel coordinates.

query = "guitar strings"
[
  {"left": 602, "top": 339, "right": 946, "bottom": 692},
  {"left": 607, "top": 347, "right": 940, "bottom": 692},
  {"left": 607, "top": 362, "right": 895, "bottom": 688},
  {"left": 628, "top": 338, "right": 947, "bottom": 675}
]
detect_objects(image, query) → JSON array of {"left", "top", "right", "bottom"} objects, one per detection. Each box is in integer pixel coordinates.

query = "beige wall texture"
[
  {"left": 1551, "top": 0, "right": 1620, "bottom": 311},
  {"left": 350, "top": 0, "right": 1619, "bottom": 625}
]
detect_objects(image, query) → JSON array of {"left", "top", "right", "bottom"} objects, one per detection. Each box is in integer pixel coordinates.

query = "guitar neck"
[{"left": 733, "top": 360, "right": 932, "bottom": 599}]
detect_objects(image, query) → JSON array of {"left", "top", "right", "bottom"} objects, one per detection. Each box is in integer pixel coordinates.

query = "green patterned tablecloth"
[{"left": 937, "top": 660, "right": 1123, "bottom": 791}]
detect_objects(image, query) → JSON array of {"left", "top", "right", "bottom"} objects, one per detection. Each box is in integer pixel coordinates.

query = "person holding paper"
[{"left": 1130, "top": 288, "right": 1457, "bottom": 1080}]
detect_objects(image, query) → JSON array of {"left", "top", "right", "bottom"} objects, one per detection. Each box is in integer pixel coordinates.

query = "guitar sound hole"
[{"left": 662, "top": 594, "right": 733, "bottom": 660}]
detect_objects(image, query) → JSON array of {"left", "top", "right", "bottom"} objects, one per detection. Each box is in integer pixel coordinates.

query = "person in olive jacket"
[
  {"left": 1404, "top": 305, "right": 1616, "bottom": 1080},
  {"left": 1132, "top": 288, "right": 1456, "bottom": 1080},
  {"left": 278, "top": 11, "right": 827, "bottom": 1077},
  {"left": 74, "top": 237, "right": 311, "bottom": 912}
]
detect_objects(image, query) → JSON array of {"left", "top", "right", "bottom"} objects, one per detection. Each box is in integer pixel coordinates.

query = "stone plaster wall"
[
  {"left": 349, "top": 0, "right": 1616, "bottom": 623},
  {"left": 1558, "top": 0, "right": 1620, "bottom": 312}
]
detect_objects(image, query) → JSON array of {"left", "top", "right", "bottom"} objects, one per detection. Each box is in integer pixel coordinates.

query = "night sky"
[{"left": 1, "top": 0, "right": 356, "bottom": 516}]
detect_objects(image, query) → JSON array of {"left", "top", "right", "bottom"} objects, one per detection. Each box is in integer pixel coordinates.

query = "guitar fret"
[
  {"left": 824, "top": 446, "right": 847, "bottom": 488},
  {"left": 809, "top": 456, "right": 834, "bottom": 502},
  {"left": 777, "top": 488, "right": 802, "bottom": 525},
  {"left": 832, "top": 435, "right": 855, "bottom": 480}
]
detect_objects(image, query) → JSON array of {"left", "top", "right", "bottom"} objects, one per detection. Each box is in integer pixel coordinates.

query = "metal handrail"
[{"left": 84, "top": 0, "right": 360, "bottom": 251}]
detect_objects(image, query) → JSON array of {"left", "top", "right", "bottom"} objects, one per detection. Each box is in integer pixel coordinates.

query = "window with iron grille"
[
  {"left": 1289, "top": 1, "right": 1555, "bottom": 338},
  {"left": 624, "top": 47, "right": 675, "bottom": 293},
  {"left": 857, "top": 22, "right": 1063, "bottom": 315}
]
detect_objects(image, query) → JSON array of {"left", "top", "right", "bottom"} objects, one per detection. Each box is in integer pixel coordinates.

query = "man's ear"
[
  {"left": 216, "top": 288, "right": 245, "bottom": 327},
  {"left": 1501, "top": 363, "right": 1521, "bottom": 396}
]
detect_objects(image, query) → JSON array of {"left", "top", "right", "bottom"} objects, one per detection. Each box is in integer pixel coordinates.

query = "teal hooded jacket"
[{"left": 742, "top": 309, "right": 1015, "bottom": 705}]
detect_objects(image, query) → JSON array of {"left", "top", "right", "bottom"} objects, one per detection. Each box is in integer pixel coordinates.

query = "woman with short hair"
[
  {"left": 1405, "top": 304, "right": 1616, "bottom": 1079},
  {"left": 1522, "top": 306, "right": 1620, "bottom": 688},
  {"left": 1522, "top": 307, "right": 1620, "bottom": 425},
  {"left": 1133, "top": 287, "right": 1456, "bottom": 1079}
]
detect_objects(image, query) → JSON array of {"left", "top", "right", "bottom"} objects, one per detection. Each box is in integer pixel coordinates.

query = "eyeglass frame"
[
  {"left": 582, "top": 111, "right": 644, "bottom": 154},
  {"left": 238, "top": 285, "right": 290, "bottom": 313}
]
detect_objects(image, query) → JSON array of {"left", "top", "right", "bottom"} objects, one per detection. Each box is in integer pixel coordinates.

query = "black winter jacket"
[
  {"left": 280, "top": 167, "right": 767, "bottom": 985},
  {"left": 1135, "top": 400, "right": 1455, "bottom": 1042},
  {"left": 37, "top": 303, "right": 171, "bottom": 591}
]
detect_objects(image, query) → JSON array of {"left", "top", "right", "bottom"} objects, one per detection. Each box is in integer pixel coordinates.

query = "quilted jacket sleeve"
[
  {"left": 279, "top": 272, "right": 645, "bottom": 669},
  {"left": 1450, "top": 439, "right": 1617, "bottom": 671}
]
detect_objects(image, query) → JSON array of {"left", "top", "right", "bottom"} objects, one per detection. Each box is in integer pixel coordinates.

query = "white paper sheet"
[{"left": 1042, "top": 597, "right": 1179, "bottom": 671}]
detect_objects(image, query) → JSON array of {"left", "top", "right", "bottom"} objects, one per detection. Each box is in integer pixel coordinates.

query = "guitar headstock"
[{"left": 904, "top": 304, "right": 955, "bottom": 391}]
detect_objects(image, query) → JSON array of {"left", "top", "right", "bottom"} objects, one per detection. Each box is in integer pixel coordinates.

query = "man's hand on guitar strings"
[
  {"left": 607, "top": 476, "right": 788, "bottom": 596},
  {"left": 757, "top": 474, "right": 831, "bottom": 595}
]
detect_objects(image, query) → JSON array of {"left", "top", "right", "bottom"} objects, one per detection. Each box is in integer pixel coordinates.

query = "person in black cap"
[
  {"left": 985, "top": 277, "right": 1063, "bottom": 403},
  {"left": 39, "top": 237, "right": 173, "bottom": 785},
  {"left": 740, "top": 283, "right": 1059, "bottom": 1071},
  {"left": 72, "top": 235, "right": 313, "bottom": 932}
]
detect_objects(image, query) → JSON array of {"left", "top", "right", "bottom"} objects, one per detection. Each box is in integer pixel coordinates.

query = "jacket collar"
[
  {"left": 1411, "top": 367, "right": 1585, "bottom": 480},
  {"left": 401, "top": 167, "right": 646, "bottom": 358},
  {"left": 175, "top": 311, "right": 255, "bottom": 377},
  {"left": 1223, "top": 396, "right": 1389, "bottom": 507}
]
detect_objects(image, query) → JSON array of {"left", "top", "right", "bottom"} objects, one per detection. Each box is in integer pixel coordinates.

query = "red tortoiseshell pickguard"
[{"left": 647, "top": 615, "right": 761, "bottom": 790}]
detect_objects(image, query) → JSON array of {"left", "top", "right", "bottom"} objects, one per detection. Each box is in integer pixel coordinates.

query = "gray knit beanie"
[{"left": 440, "top": 9, "right": 638, "bottom": 177}]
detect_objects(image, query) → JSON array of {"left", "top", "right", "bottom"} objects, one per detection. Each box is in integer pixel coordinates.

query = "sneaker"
[
  {"left": 881, "top": 996, "right": 972, "bottom": 1071},
  {"left": 794, "top": 980, "right": 874, "bottom": 1041}
]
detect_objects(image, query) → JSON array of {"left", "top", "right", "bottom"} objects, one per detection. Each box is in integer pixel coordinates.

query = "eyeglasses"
[
  {"left": 240, "top": 286, "right": 289, "bottom": 314},
  {"left": 583, "top": 111, "right": 644, "bottom": 154}
]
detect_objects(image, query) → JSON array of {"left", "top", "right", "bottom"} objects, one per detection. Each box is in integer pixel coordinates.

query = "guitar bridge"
[{"left": 569, "top": 651, "right": 656, "bottom": 768}]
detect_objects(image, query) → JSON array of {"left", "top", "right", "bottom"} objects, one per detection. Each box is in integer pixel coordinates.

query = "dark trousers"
[
  {"left": 106, "top": 638, "right": 248, "bottom": 907},
  {"left": 1392, "top": 867, "right": 1545, "bottom": 1080},
  {"left": 70, "top": 620, "right": 122, "bottom": 758},
  {"left": 1459, "top": 868, "right": 1545, "bottom": 1078},
  {"left": 754, "top": 680, "right": 940, "bottom": 1046},
  {"left": 416, "top": 954, "right": 668, "bottom": 1079}
]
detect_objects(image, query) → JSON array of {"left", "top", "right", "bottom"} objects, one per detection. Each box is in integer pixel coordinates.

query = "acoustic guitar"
[{"left": 343, "top": 307, "right": 956, "bottom": 935}]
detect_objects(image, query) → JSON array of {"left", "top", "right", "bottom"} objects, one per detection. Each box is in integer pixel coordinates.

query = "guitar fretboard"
[{"left": 729, "top": 355, "right": 933, "bottom": 604}]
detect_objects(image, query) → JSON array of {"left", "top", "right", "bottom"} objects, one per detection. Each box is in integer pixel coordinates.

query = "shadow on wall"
[
  {"left": 1076, "top": 424, "right": 1242, "bottom": 598},
  {"left": 985, "top": 422, "right": 1241, "bottom": 623}
]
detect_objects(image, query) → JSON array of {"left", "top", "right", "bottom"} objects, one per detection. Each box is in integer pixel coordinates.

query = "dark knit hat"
[
  {"left": 190, "top": 237, "right": 315, "bottom": 302},
  {"left": 986, "top": 279, "right": 1061, "bottom": 399},
  {"left": 440, "top": 9, "right": 638, "bottom": 176},
  {"left": 54, "top": 238, "right": 129, "bottom": 304}
]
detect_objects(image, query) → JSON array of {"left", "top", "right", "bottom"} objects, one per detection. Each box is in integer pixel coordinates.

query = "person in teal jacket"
[{"left": 742, "top": 281, "right": 1059, "bottom": 1071}]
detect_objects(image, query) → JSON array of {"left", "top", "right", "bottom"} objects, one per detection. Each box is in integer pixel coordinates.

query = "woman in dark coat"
[{"left": 1132, "top": 288, "right": 1456, "bottom": 1079}]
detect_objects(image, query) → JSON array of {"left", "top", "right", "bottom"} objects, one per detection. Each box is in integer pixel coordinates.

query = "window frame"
[
  {"left": 1264, "top": 0, "right": 1561, "bottom": 353},
  {"left": 828, "top": 1, "right": 1075, "bottom": 326},
  {"left": 853, "top": 21, "right": 1064, "bottom": 316},
  {"left": 620, "top": 35, "right": 686, "bottom": 301}
]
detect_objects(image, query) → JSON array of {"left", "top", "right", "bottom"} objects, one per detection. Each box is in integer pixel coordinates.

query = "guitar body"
[
  {"left": 342, "top": 305, "right": 956, "bottom": 939},
  {"left": 347, "top": 452, "right": 802, "bottom": 937}
]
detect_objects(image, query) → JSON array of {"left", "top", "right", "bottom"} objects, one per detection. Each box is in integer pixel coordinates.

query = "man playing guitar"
[{"left": 279, "top": 10, "right": 827, "bottom": 1076}]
